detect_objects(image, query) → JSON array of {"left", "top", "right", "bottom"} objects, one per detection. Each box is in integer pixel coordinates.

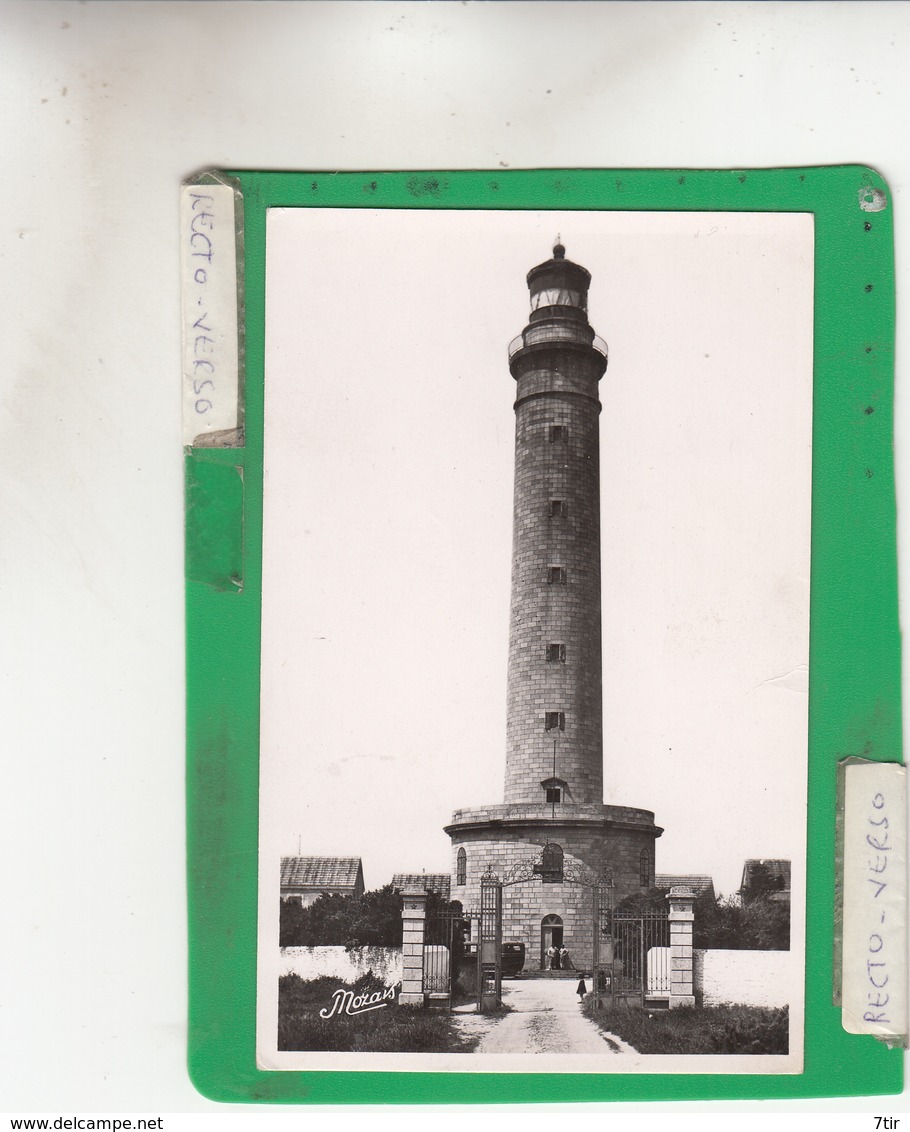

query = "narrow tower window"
[
  {"left": 456, "top": 847, "right": 466, "bottom": 886},
  {"left": 639, "top": 849, "right": 652, "bottom": 888},
  {"left": 546, "top": 643, "right": 566, "bottom": 663},
  {"left": 549, "top": 425, "right": 568, "bottom": 443},
  {"left": 545, "top": 787, "right": 562, "bottom": 804},
  {"left": 548, "top": 499, "right": 565, "bottom": 518},
  {"left": 547, "top": 566, "right": 567, "bottom": 585},
  {"left": 544, "top": 711, "right": 565, "bottom": 732}
]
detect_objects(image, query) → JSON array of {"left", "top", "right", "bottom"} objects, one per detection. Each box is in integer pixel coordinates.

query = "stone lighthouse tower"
[
  {"left": 506, "top": 242, "right": 606, "bottom": 809},
  {"left": 445, "top": 243, "right": 662, "bottom": 971}
]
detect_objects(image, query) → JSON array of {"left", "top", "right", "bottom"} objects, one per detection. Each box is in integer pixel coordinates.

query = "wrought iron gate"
[
  {"left": 420, "top": 893, "right": 502, "bottom": 1013},
  {"left": 591, "top": 880, "right": 614, "bottom": 1009},
  {"left": 425, "top": 856, "right": 669, "bottom": 1014},
  {"left": 592, "top": 889, "right": 671, "bottom": 1008},
  {"left": 422, "top": 907, "right": 467, "bottom": 1006},
  {"left": 477, "top": 870, "right": 502, "bottom": 1013}
]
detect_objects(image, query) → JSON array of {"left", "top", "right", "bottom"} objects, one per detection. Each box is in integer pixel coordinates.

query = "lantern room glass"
[{"left": 530, "top": 287, "right": 584, "bottom": 310}]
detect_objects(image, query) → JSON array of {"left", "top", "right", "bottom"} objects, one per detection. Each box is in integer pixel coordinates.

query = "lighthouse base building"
[
  {"left": 445, "top": 243, "right": 662, "bottom": 973},
  {"left": 445, "top": 804, "right": 661, "bottom": 971}
]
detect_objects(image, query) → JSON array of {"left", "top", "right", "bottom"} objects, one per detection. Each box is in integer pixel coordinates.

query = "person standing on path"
[{"left": 576, "top": 975, "right": 587, "bottom": 1001}]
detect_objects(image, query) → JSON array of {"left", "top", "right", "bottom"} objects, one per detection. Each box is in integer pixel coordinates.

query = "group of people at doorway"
[
  {"left": 545, "top": 944, "right": 572, "bottom": 970},
  {"left": 544, "top": 942, "right": 590, "bottom": 1001}
]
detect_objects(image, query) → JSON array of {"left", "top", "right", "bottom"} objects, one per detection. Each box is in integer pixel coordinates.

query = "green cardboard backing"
[
  {"left": 185, "top": 458, "right": 244, "bottom": 592},
  {"left": 186, "top": 167, "right": 902, "bottom": 1103}
]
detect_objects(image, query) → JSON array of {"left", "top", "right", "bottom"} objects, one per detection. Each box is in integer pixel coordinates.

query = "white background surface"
[{"left": 1, "top": 0, "right": 907, "bottom": 1120}]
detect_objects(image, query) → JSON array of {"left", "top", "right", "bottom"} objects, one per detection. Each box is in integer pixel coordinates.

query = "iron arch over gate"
[{"left": 476, "top": 851, "right": 636, "bottom": 1011}]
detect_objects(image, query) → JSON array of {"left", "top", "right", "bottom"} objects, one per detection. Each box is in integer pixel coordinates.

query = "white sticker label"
[
  {"left": 842, "top": 761, "right": 907, "bottom": 1040},
  {"left": 180, "top": 183, "right": 239, "bottom": 445}
]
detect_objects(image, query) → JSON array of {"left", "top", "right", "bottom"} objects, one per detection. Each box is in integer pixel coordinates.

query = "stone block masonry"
[
  {"left": 668, "top": 887, "right": 696, "bottom": 1008},
  {"left": 398, "top": 886, "right": 427, "bottom": 1007},
  {"left": 445, "top": 803, "right": 661, "bottom": 971},
  {"left": 505, "top": 352, "right": 605, "bottom": 806}
]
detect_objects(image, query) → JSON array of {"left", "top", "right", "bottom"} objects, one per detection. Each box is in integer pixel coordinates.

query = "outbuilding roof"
[
  {"left": 391, "top": 873, "right": 452, "bottom": 901},
  {"left": 739, "top": 859, "right": 791, "bottom": 891},
  {"left": 655, "top": 873, "right": 715, "bottom": 897},
  {"left": 281, "top": 856, "right": 364, "bottom": 889}
]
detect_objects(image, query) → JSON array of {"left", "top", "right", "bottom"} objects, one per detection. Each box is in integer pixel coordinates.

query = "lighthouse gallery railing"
[{"left": 509, "top": 329, "right": 608, "bottom": 360}]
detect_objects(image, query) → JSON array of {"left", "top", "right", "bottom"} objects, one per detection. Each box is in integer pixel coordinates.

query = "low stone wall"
[
  {"left": 694, "top": 949, "right": 789, "bottom": 1008},
  {"left": 280, "top": 946, "right": 402, "bottom": 986}
]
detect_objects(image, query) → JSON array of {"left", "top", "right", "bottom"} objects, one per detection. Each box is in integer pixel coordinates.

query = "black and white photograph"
[{"left": 255, "top": 207, "right": 812, "bottom": 1074}]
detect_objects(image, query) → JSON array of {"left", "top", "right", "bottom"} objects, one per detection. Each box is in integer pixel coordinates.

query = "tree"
[
  {"left": 614, "top": 887, "right": 789, "bottom": 951},
  {"left": 693, "top": 895, "right": 789, "bottom": 951},
  {"left": 279, "top": 885, "right": 458, "bottom": 948},
  {"left": 616, "top": 886, "right": 718, "bottom": 929}
]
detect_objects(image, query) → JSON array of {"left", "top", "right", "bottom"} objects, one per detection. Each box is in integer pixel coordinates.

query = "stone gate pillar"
[
  {"left": 399, "top": 885, "right": 428, "bottom": 1007},
  {"left": 668, "top": 885, "right": 696, "bottom": 1009},
  {"left": 670, "top": 882, "right": 697, "bottom": 1009}
]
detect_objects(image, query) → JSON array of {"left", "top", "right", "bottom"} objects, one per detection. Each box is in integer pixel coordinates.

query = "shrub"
[
  {"left": 280, "top": 886, "right": 459, "bottom": 948},
  {"left": 584, "top": 1001, "right": 789, "bottom": 1055},
  {"left": 694, "top": 896, "right": 790, "bottom": 951},
  {"left": 615, "top": 887, "right": 790, "bottom": 951},
  {"left": 278, "top": 973, "right": 477, "bottom": 1053}
]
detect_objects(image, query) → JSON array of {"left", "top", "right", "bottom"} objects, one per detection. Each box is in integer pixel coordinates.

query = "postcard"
[{"left": 253, "top": 207, "right": 812, "bottom": 1074}]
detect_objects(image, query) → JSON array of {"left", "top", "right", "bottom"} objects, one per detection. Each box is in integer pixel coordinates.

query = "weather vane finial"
[{"left": 553, "top": 235, "right": 565, "bottom": 259}]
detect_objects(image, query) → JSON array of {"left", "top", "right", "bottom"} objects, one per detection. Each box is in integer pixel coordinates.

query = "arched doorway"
[{"left": 540, "top": 913, "right": 564, "bottom": 969}]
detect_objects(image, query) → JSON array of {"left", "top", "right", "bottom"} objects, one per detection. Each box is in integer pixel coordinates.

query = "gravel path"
[{"left": 472, "top": 979, "right": 635, "bottom": 1054}]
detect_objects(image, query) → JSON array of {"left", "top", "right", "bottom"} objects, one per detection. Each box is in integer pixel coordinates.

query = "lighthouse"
[
  {"left": 445, "top": 243, "right": 662, "bottom": 971},
  {"left": 505, "top": 241, "right": 606, "bottom": 808}
]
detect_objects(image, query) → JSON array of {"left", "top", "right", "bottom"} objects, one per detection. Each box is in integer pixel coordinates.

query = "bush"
[
  {"left": 280, "top": 886, "right": 459, "bottom": 948},
  {"left": 616, "top": 887, "right": 790, "bottom": 951},
  {"left": 694, "top": 896, "right": 790, "bottom": 951},
  {"left": 278, "top": 972, "right": 477, "bottom": 1053},
  {"left": 280, "top": 886, "right": 402, "bottom": 947},
  {"left": 584, "top": 1001, "right": 788, "bottom": 1055}
]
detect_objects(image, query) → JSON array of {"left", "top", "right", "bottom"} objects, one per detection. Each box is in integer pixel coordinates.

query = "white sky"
[{"left": 259, "top": 208, "right": 813, "bottom": 901}]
